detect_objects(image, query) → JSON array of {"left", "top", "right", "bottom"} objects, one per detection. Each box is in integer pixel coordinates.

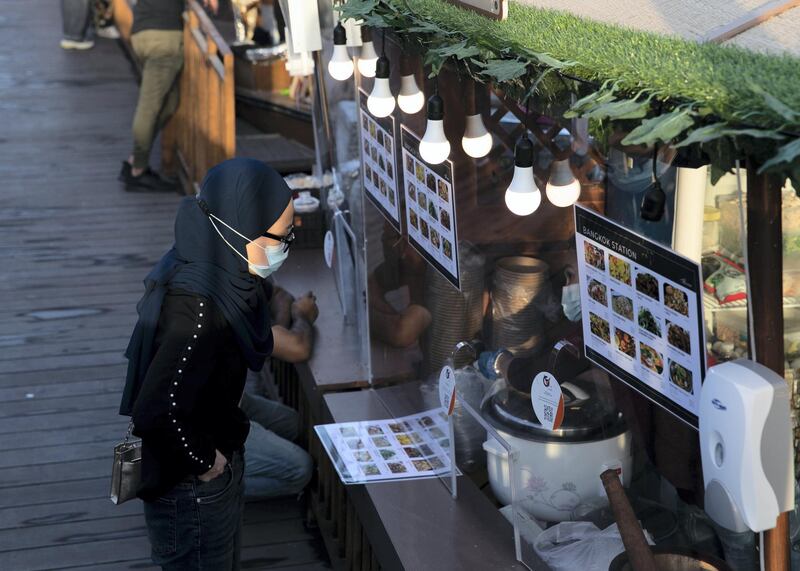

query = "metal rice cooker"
[{"left": 481, "top": 374, "right": 632, "bottom": 523}]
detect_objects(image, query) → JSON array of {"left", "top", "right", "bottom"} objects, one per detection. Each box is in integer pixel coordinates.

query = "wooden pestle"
[{"left": 600, "top": 469, "right": 658, "bottom": 571}]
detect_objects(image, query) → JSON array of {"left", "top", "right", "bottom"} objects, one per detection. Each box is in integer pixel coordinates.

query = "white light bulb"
[
  {"left": 545, "top": 159, "right": 581, "bottom": 207},
  {"left": 397, "top": 74, "right": 424, "bottom": 114},
  {"left": 546, "top": 179, "right": 581, "bottom": 207},
  {"left": 420, "top": 119, "right": 450, "bottom": 164},
  {"left": 461, "top": 113, "right": 493, "bottom": 158},
  {"left": 358, "top": 41, "right": 378, "bottom": 77},
  {"left": 328, "top": 45, "right": 353, "bottom": 81},
  {"left": 367, "top": 77, "right": 395, "bottom": 117},
  {"left": 505, "top": 166, "right": 542, "bottom": 215}
]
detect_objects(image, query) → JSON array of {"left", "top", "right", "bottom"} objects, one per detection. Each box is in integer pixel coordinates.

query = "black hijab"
[{"left": 120, "top": 158, "right": 294, "bottom": 416}]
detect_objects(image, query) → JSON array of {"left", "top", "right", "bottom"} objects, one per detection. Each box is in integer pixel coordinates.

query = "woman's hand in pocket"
[{"left": 198, "top": 449, "right": 227, "bottom": 482}]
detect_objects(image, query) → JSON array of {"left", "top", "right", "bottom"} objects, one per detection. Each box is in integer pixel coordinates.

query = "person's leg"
[
  {"left": 61, "top": 0, "right": 93, "bottom": 47},
  {"left": 142, "top": 481, "right": 200, "bottom": 570},
  {"left": 195, "top": 449, "right": 246, "bottom": 569},
  {"left": 243, "top": 422, "right": 313, "bottom": 498},
  {"left": 155, "top": 74, "right": 182, "bottom": 135},
  {"left": 130, "top": 31, "right": 184, "bottom": 174},
  {"left": 239, "top": 392, "right": 300, "bottom": 442}
]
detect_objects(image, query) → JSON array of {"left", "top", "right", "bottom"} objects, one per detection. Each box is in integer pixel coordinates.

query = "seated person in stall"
[
  {"left": 368, "top": 221, "right": 432, "bottom": 348},
  {"left": 240, "top": 284, "right": 317, "bottom": 498}
]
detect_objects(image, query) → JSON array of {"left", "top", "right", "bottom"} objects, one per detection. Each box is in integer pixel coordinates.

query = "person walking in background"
[
  {"left": 61, "top": 0, "right": 94, "bottom": 50},
  {"left": 119, "top": 0, "right": 218, "bottom": 192}
]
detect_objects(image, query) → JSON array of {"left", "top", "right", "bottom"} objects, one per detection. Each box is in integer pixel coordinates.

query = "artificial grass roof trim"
[
  {"left": 398, "top": 0, "right": 800, "bottom": 130},
  {"left": 341, "top": 0, "right": 800, "bottom": 182}
]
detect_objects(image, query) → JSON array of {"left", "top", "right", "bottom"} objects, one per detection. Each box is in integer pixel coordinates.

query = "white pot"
[{"left": 483, "top": 427, "right": 632, "bottom": 523}]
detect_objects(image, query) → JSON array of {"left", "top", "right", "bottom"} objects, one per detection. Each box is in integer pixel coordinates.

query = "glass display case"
[{"left": 340, "top": 31, "right": 800, "bottom": 570}]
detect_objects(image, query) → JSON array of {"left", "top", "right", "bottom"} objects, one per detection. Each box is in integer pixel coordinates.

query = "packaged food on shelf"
[{"left": 702, "top": 254, "right": 747, "bottom": 304}]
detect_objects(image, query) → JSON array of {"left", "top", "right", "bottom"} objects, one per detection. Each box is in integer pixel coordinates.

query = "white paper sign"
[
  {"left": 324, "top": 230, "right": 334, "bottom": 268},
  {"left": 439, "top": 365, "right": 457, "bottom": 416},
  {"left": 574, "top": 205, "right": 706, "bottom": 427},
  {"left": 530, "top": 372, "right": 565, "bottom": 431}
]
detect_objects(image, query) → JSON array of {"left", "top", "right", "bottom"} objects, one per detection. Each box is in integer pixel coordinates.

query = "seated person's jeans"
[
  {"left": 240, "top": 392, "right": 313, "bottom": 498},
  {"left": 61, "top": 0, "right": 92, "bottom": 41}
]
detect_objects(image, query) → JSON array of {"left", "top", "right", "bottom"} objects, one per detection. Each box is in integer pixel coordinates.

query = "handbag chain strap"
[{"left": 123, "top": 419, "right": 135, "bottom": 444}]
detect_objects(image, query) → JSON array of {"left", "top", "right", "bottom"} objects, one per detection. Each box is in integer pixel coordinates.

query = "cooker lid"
[{"left": 481, "top": 378, "right": 625, "bottom": 442}]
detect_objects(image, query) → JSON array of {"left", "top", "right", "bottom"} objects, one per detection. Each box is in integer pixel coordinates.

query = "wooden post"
[{"left": 747, "top": 162, "right": 790, "bottom": 571}]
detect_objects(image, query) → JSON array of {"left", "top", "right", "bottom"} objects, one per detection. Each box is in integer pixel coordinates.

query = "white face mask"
[
  {"left": 206, "top": 212, "right": 289, "bottom": 279},
  {"left": 561, "top": 283, "right": 582, "bottom": 322}
]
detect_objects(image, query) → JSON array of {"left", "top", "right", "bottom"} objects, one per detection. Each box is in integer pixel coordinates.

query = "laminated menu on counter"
[
  {"left": 574, "top": 205, "right": 706, "bottom": 427},
  {"left": 400, "top": 126, "right": 461, "bottom": 289},
  {"left": 359, "top": 89, "right": 401, "bottom": 231},
  {"left": 314, "top": 408, "right": 458, "bottom": 484}
]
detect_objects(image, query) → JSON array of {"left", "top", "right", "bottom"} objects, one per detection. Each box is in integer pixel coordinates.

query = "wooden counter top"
[
  {"left": 323, "top": 383, "right": 525, "bottom": 571},
  {"left": 273, "top": 248, "right": 369, "bottom": 391}
]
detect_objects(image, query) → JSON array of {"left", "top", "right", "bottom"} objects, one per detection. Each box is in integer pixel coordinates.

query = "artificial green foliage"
[
  {"left": 339, "top": 0, "right": 800, "bottom": 189},
  {"left": 622, "top": 108, "right": 696, "bottom": 146}
]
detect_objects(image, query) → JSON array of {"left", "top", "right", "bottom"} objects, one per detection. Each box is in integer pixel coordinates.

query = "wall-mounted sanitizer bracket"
[{"left": 700, "top": 359, "right": 794, "bottom": 533}]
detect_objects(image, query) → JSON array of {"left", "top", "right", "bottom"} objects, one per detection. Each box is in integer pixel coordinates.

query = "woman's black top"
[{"left": 132, "top": 289, "right": 250, "bottom": 502}]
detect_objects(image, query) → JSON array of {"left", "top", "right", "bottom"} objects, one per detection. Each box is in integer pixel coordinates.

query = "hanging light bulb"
[
  {"left": 545, "top": 159, "right": 581, "bottom": 207},
  {"left": 419, "top": 93, "right": 450, "bottom": 164},
  {"left": 366, "top": 55, "right": 395, "bottom": 117},
  {"left": 328, "top": 23, "right": 353, "bottom": 81},
  {"left": 505, "top": 135, "right": 541, "bottom": 216},
  {"left": 461, "top": 113, "right": 492, "bottom": 158},
  {"left": 397, "top": 74, "right": 424, "bottom": 114},
  {"left": 358, "top": 35, "right": 378, "bottom": 77}
]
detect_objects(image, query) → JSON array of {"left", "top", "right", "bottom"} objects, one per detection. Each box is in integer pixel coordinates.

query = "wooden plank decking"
[{"left": 0, "top": 2, "right": 328, "bottom": 569}]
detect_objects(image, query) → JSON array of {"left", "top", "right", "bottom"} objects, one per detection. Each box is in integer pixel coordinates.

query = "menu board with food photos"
[
  {"left": 359, "top": 89, "right": 401, "bottom": 231},
  {"left": 314, "top": 408, "right": 458, "bottom": 484},
  {"left": 400, "top": 126, "right": 461, "bottom": 289},
  {"left": 574, "top": 205, "right": 706, "bottom": 427}
]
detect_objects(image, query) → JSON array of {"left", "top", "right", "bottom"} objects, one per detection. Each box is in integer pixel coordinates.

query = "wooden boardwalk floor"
[{"left": 0, "top": 2, "right": 329, "bottom": 570}]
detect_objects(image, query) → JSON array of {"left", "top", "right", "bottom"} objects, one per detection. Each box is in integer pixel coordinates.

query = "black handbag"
[{"left": 110, "top": 420, "right": 142, "bottom": 504}]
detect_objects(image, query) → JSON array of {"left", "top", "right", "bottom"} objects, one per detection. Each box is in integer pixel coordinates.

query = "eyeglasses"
[{"left": 262, "top": 226, "right": 295, "bottom": 253}]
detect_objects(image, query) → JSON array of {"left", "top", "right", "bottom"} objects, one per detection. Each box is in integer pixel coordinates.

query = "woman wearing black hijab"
[{"left": 120, "top": 158, "right": 295, "bottom": 569}]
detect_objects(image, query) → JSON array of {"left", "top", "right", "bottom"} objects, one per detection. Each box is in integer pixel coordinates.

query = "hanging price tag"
[
  {"left": 323, "top": 231, "right": 335, "bottom": 268},
  {"left": 530, "top": 372, "right": 565, "bottom": 431},
  {"left": 439, "top": 365, "right": 457, "bottom": 416}
]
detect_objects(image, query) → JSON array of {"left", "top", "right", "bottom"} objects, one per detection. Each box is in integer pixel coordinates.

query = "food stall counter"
[{"left": 322, "top": 382, "right": 526, "bottom": 571}]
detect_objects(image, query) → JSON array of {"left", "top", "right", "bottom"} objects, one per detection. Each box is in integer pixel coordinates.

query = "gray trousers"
[
  {"left": 61, "top": 0, "right": 92, "bottom": 41},
  {"left": 131, "top": 30, "right": 184, "bottom": 170}
]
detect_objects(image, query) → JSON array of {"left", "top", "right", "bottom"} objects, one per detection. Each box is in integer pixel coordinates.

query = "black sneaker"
[{"left": 119, "top": 162, "right": 179, "bottom": 193}]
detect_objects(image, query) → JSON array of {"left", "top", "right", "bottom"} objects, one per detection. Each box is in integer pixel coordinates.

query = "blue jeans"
[
  {"left": 143, "top": 450, "right": 245, "bottom": 570},
  {"left": 240, "top": 393, "right": 313, "bottom": 498},
  {"left": 61, "top": 0, "right": 92, "bottom": 41}
]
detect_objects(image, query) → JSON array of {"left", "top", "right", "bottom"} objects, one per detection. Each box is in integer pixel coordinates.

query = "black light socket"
[
  {"left": 514, "top": 136, "right": 534, "bottom": 169},
  {"left": 333, "top": 22, "right": 347, "bottom": 45},
  {"left": 426, "top": 93, "right": 444, "bottom": 120},
  {"left": 640, "top": 180, "right": 666, "bottom": 221},
  {"left": 375, "top": 55, "right": 390, "bottom": 79}
]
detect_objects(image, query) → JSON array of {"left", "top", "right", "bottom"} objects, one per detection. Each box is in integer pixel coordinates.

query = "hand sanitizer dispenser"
[{"left": 700, "top": 359, "right": 794, "bottom": 532}]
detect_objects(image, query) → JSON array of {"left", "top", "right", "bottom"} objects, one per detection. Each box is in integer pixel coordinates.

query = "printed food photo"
[
  {"left": 664, "top": 284, "right": 689, "bottom": 316},
  {"left": 638, "top": 307, "right": 662, "bottom": 337},
  {"left": 609, "top": 255, "right": 631, "bottom": 285},
  {"left": 583, "top": 242, "right": 605, "bottom": 270},
  {"left": 588, "top": 279, "right": 608, "bottom": 306},
  {"left": 611, "top": 293, "right": 633, "bottom": 320},
  {"left": 669, "top": 360, "right": 693, "bottom": 392},
  {"left": 590, "top": 312, "right": 611, "bottom": 342},
  {"left": 667, "top": 321, "right": 691, "bottom": 353},
  {"left": 636, "top": 271, "right": 659, "bottom": 300},
  {"left": 639, "top": 342, "right": 664, "bottom": 374},
  {"left": 614, "top": 327, "right": 636, "bottom": 358}
]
